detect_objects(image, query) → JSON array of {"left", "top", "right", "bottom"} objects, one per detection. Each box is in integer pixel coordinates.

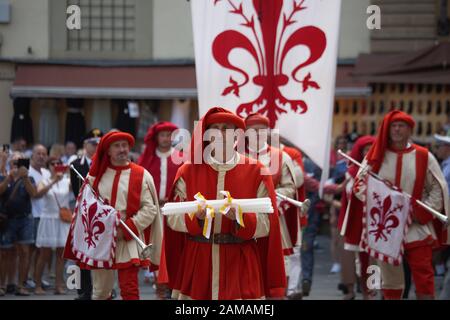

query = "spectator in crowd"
[
  {"left": 69, "top": 128, "right": 103, "bottom": 300},
  {"left": 49, "top": 144, "right": 65, "bottom": 161},
  {"left": 300, "top": 155, "right": 346, "bottom": 297},
  {"left": 61, "top": 141, "right": 78, "bottom": 165},
  {"left": 328, "top": 136, "right": 349, "bottom": 275},
  {"left": 34, "top": 157, "right": 71, "bottom": 295},
  {"left": 11, "top": 137, "right": 31, "bottom": 158},
  {"left": 0, "top": 152, "right": 37, "bottom": 296},
  {"left": 0, "top": 149, "right": 9, "bottom": 296},
  {"left": 27, "top": 145, "right": 51, "bottom": 290}
]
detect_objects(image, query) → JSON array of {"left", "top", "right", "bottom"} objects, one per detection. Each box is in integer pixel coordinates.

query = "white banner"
[
  {"left": 191, "top": 0, "right": 341, "bottom": 181},
  {"left": 361, "top": 175, "right": 412, "bottom": 265},
  {"left": 70, "top": 184, "right": 119, "bottom": 268}
]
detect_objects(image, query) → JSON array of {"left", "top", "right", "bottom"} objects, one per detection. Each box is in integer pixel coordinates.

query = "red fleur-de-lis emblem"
[
  {"left": 368, "top": 193, "right": 402, "bottom": 242},
  {"left": 212, "top": 0, "right": 326, "bottom": 127},
  {"left": 81, "top": 202, "right": 110, "bottom": 249}
]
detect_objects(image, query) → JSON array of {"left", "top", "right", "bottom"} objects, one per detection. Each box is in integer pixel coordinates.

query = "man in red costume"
[
  {"left": 66, "top": 131, "right": 163, "bottom": 300},
  {"left": 138, "top": 121, "right": 181, "bottom": 206},
  {"left": 279, "top": 140, "right": 307, "bottom": 299},
  {"left": 138, "top": 121, "right": 181, "bottom": 295},
  {"left": 242, "top": 113, "right": 298, "bottom": 298},
  {"left": 342, "top": 111, "right": 449, "bottom": 299},
  {"left": 161, "top": 107, "right": 286, "bottom": 300}
]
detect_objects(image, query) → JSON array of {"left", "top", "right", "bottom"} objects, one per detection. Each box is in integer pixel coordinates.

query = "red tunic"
[
  {"left": 160, "top": 156, "right": 286, "bottom": 299},
  {"left": 282, "top": 146, "right": 307, "bottom": 243}
]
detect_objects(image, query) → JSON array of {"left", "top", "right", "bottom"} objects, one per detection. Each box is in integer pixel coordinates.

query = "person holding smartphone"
[
  {"left": 0, "top": 153, "right": 38, "bottom": 296},
  {"left": 34, "top": 157, "right": 71, "bottom": 295}
]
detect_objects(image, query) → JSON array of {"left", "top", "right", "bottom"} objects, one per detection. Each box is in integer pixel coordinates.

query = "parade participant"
[
  {"left": 137, "top": 121, "right": 181, "bottom": 295},
  {"left": 161, "top": 107, "right": 286, "bottom": 300},
  {"left": 343, "top": 111, "right": 449, "bottom": 300},
  {"left": 138, "top": 122, "right": 181, "bottom": 206},
  {"left": 338, "top": 135, "right": 375, "bottom": 300},
  {"left": 279, "top": 140, "right": 307, "bottom": 299},
  {"left": 244, "top": 112, "right": 297, "bottom": 296},
  {"left": 434, "top": 131, "right": 450, "bottom": 300},
  {"left": 69, "top": 128, "right": 103, "bottom": 300},
  {"left": 65, "top": 131, "right": 163, "bottom": 300}
]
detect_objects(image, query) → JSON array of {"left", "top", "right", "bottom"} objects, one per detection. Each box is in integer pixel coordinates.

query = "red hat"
[
  {"left": 366, "top": 110, "right": 415, "bottom": 173},
  {"left": 189, "top": 107, "right": 245, "bottom": 163},
  {"left": 348, "top": 135, "right": 375, "bottom": 178},
  {"left": 244, "top": 112, "right": 270, "bottom": 128},
  {"left": 138, "top": 122, "right": 178, "bottom": 168},
  {"left": 89, "top": 131, "right": 135, "bottom": 192}
]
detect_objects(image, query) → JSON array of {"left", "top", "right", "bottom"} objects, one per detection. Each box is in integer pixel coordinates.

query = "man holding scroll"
[{"left": 162, "top": 107, "right": 286, "bottom": 300}]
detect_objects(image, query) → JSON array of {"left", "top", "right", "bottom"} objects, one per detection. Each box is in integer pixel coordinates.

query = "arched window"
[
  {"left": 408, "top": 101, "right": 414, "bottom": 114},
  {"left": 352, "top": 101, "right": 358, "bottom": 114},
  {"left": 370, "top": 101, "right": 376, "bottom": 115},
  {"left": 334, "top": 101, "right": 340, "bottom": 114},
  {"left": 426, "top": 100, "right": 433, "bottom": 114},
  {"left": 370, "top": 122, "right": 376, "bottom": 135},
  {"left": 417, "top": 122, "right": 423, "bottom": 136},
  {"left": 436, "top": 101, "right": 442, "bottom": 115},
  {"left": 379, "top": 101, "right": 385, "bottom": 114}
]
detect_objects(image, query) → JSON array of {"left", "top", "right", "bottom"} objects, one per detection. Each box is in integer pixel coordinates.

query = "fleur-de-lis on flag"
[
  {"left": 369, "top": 192, "right": 402, "bottom": 242},
  {"left": 212, "top": 0, "right": 326, "bottom": 127}
]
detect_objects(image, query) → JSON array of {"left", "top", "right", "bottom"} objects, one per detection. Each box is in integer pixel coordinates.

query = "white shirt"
[
  {"left": 40, "top": 177, "right": 71, "bottom": 218},
  {"left": 29, "top": 166, "right": 51, "bottom": 218},
  {"left": 156, "top": 148, "right": 173, "bottom": 200}
]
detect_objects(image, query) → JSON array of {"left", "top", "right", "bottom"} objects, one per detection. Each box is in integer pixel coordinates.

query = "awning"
[
  {"left": 11, "top": 64, "right": 198, "bottom": 99},
  {"left": 353, "top": 42, "right": 450, "bottom": 84},
  {"left": 11, "top": 63, "right": 370, "bottom": 99}
]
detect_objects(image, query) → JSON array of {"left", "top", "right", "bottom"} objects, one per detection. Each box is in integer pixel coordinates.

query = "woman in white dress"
[{"left": 34, "top": 157, "right": 71, "bottom": 295}]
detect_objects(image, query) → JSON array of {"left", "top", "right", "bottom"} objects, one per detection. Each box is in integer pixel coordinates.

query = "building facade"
[{"left": 0, "top": 0, "right": 448, "bottom": 149}]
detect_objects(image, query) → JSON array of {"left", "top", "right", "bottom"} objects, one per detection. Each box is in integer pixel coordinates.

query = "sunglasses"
[{"left": 50, "top": 162, "right": 62, "bottom": 166}]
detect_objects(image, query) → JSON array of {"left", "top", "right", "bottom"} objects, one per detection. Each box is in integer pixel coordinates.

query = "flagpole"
[
  {"left": 70, "top": 165, "right": 153, "bottom": 258},
  {"left": 276, "top": 192, "right": 311, "bottom": 214},
  {"left": 337, "top": 150, "right": 448, "bottom": 226}
]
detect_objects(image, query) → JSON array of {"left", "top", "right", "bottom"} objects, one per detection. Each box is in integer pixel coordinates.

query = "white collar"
[
  {"left": 209, "top": 152, "right": 237, "bottom": 165},
  {"left": 156, "top": 148, "right": 173, "bottom": 158},
  {"left": 248, "top": 142, "right": 269, "bottom": 154}
]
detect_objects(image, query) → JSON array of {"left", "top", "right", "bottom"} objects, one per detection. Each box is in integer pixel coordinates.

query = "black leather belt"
[{"left": 188, "top": 233, "right": 249, "bottom": 244}]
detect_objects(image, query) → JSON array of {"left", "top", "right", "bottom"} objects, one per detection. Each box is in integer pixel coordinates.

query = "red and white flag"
[
  {"left": 68, "top": 184, "right": 119, "bottom": 268},
  {"left": 361, "top": 175, "right": 412, "bottom": 266},
  {"left": 191, "top": 0, "right": 341, "bottom": 181}
]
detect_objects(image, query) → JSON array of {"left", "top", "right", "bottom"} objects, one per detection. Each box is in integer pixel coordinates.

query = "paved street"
[{"left": 0, "top": 235, "right": 445, "bottom": 300}]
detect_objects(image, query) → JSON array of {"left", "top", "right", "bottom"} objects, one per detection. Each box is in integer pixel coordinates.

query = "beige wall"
[
  {"left": 151, "top": 0, "right": 370, "bottom": 60},
  {"left": 50, "top": 0, "right": 153, "bottom": 59},
  {"left": 0, "top": 63, "right": 15, "bottom": 144},
  {"left": 0, "top": 0, "right": 50, "bottom": 59},
  {"left": 152, "top": 0, "right": 194, "bottom": 59},
  {"left": 338, "top": 0, "right": 371, "bottom": 59}
]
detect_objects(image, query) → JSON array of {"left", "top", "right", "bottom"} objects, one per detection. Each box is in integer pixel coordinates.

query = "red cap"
[
  {"left": 138, "top": 122, "right": 178, "bottom": 168},
  {"left": 89, "top": 131, "right": 135, "bottom": 192},
  {"left": 188, "top": 107, "right": 245, "bottom": 163},
  {"left": 366, "top": 110, "right": 415, "bottom": 173},
  {"left": 244, "top": 112, "right": 270, "bottom": 128},
  {"left": 348, "top": 135, "right": 375, "bottom": 177}
]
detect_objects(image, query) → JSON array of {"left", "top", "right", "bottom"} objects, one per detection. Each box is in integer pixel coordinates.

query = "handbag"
[{"left": 52, "top": 183, "right": 72, "bottom": 223}]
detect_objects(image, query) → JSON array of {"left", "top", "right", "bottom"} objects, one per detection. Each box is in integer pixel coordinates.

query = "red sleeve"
[
  {"left": 231, "top": 213, "right": 257, "bottom": 240},
  {"left": 412, "top": 202, "right": 434, "bottom": 225},
  {"left": 184, "top": 214, "right": 204, "bottom": 236},
  {"left": 120, "top": 218, "right": 139, "bottom": 242}
]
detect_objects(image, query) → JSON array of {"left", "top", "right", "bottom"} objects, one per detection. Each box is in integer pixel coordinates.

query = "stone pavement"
[{"left": 0, "top": 235, "right": 446, "bottom": 300}]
